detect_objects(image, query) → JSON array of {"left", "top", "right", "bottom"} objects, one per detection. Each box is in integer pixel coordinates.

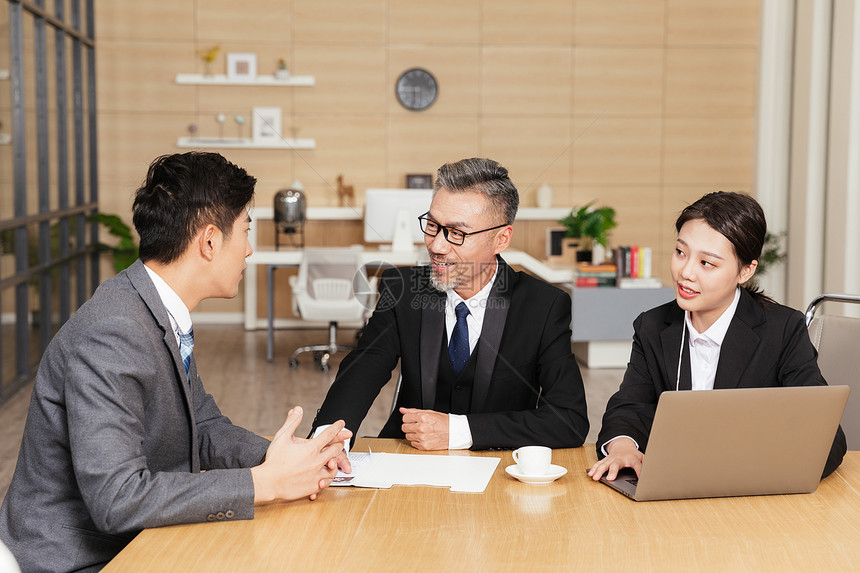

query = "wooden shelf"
[
  {"left": 175, "top": 73, "right": 314, "bottom": 87},
  {"left": 177, "top": 136, "right": 315, "bottom": 150}
]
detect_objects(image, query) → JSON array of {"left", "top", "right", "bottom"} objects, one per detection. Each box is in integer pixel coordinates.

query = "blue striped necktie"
[
  {"left": 177, "top": 327, "right": 194, "bottom": 374},
  {"left": 449, "top": 302, "right": 470, "bottom": 375}
]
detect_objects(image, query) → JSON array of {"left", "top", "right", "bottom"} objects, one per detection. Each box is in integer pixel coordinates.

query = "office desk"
[
  {"left": 244, "top": 206, "right": 573, "bottom": 331},
  {"left": 104, "top": 439, "right": 860, "bottom": 572}
]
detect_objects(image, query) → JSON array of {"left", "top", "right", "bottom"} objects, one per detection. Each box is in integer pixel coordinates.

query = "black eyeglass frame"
[{"left": 417, "top": 212, "right": 509, "bottom": 246}]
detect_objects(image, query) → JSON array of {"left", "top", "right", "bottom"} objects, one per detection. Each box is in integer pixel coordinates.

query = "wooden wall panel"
[
  {"left": 575, "top": 0, "right": 666, "bottom": 46},
  {"left": 293, "top": 0, "right": 386, "bottom": 44},
  {"left": 95, "top": 0, "right": 195, "bottom": 42},
  {"left": 196, "top": 0, "right": 294, "bottom": 44},
  {"left": 664, "top": 48, "right": 758, "bottom": 115},
  {"left": 481, "top": 0, "right": 574, "bottom": 45},
  {"left": 386, "top": 115, "right": 480, "bottom": 186},
  {"left": 87, "top": 0, "right": 762, "bottom": 321},
  {"left": 292, "top": 45, "right": 386, "bottom": 114},
  {"left": 663, "top": 116, "right": 755, "bottom": 186},
  {"left": 388, "top": 0, "right": 480, "bottom": 45},
  {"left": 573, "top": 47, "right": 664, "bottom": 116},
  {"left": 97, "top": 42, "right": 196, "bottom": 113},
  {"left": 479, "top": 115, "right": 571, "bottom": 207},
  {"left": 666, "top": 0, "right": 760, "bottom": 47},
  {"left": 291, "top": 115, "right": 387, "bottom": 206},
  {"left": 481, "top": 47, "right": 572, "bottom": 116},
  {"left": 571, "top": 117, "right": 662, "bottom": 186}
]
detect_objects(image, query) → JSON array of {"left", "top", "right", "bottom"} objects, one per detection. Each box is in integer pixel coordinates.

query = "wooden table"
[{"left": 104, "top": 440, "right": 860, "bottom": 572}]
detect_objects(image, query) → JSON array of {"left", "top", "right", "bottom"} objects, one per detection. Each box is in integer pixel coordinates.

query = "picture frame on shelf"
[
  {"left": 252, "top": 107, "right": 283, "bottom": 144},
  {"left": 227, "top": 53, "right": 257, "bottom": 81},
  {"left": 405, "top": 173, "right": 433, "bottom": 189}
]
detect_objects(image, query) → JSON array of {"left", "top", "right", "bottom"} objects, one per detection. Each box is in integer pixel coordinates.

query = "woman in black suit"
[{"left": 588, "top": 191, "right": 846, "bottom": 481}]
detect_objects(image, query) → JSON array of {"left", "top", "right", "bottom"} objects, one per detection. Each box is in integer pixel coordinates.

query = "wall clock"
[{"left": 395, "top": 68, "right": 438, "bottom": 111}]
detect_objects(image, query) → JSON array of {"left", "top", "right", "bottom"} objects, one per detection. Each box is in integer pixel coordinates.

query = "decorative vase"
[{"left": 536, "top": 183, "right": 553, "bottom": 209}]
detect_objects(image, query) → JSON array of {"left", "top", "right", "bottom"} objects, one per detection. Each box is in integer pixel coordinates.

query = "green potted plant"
[
  {"left": 558, "top": 202, "right": 617, "bottom": 262},
  {"left": 89, "top": 213, "right": 138, "bottom": 273},
  {"left": 754, "top": 231, "right": 786, "bottom": 277}
]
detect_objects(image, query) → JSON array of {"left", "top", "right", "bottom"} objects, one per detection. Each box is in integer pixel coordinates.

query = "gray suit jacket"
[{"left": 0, "top": 260, "right": 269, "bottom": 572}]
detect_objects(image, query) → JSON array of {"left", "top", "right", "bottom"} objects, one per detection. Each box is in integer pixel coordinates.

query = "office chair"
[
  {"left": 805, "top": 293, "right": 860, "bottom": 450},
  {"left": 288, "top": 246, "right": 376, "bottom": 372}
]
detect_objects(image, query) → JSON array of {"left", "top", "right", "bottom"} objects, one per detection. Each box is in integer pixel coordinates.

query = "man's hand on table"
[
  {"left": 400, "top": 407, "right": 449, "bottom": 450},
  {"left": 252, "top": 406, "right": 352, "bottom": 503}
]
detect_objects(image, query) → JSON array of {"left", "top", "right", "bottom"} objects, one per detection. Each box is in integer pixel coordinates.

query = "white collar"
[
  {"left": 445, "top": 262, "right": 498, "bottom": 322},
  {"left": 143, "top": 263, "right": 192, "bottom": 334},
  {"left": 685, "top": 287, "right": 741, "bottom": 345}
]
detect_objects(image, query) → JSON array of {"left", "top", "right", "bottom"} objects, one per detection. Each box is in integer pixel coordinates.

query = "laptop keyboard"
[{"left": 626, "top": 477, "right": 639, "bottom": 486}]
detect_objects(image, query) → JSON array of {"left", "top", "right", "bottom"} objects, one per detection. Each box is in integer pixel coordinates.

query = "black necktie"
[{"left": 449, "top": 302, "right": 470, "bottom": 374}]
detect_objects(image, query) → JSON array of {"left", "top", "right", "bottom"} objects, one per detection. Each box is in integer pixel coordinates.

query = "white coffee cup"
[{"left": 512, "top": 445, "right": 552, "bottom": 476}]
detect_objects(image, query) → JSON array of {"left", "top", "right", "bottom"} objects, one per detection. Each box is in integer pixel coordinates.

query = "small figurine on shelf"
[
  {"left": 187, "top": 124, "right": 198, "bottom": 137},
  {"left": 235, "top": 115, "right": 245, "bottom": 139},
  {"left": 197, "top": 45, "right": 220, "bottom": 77},
  {"left": 275, "top": 58, "right": 291, "bottom": 80},
  {"left": 335, "top": 174, "right": 354, "bottom": 206},
  {"left": 215, "top": 113, "right": 226, "bottom": 139}
]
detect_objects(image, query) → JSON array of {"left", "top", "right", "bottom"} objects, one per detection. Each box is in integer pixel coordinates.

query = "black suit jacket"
[
  {"left": 313, "top": 256, "right": 589, "bottom": 450},
  {"left": 597, "top": 287, "right": 847, "bottom": 477}
]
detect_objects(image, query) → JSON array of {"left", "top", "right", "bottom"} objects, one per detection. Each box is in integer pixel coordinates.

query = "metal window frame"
[{"left": 1, "top": 0, "right": 98, "bottom": 403}]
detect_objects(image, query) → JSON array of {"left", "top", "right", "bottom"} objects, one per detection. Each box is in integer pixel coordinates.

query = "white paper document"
[{"left": 333, "top": 451, "right": 500, "bottom": 493}]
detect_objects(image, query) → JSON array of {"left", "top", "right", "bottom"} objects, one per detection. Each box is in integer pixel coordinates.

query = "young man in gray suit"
[{"left": 0, "top": 152, "right": 351, "bottom": 572}]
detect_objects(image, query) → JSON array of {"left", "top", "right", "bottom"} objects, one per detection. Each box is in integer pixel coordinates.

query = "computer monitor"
[{"left": 363, "top": 188, "right": 434, "bottom": 251}]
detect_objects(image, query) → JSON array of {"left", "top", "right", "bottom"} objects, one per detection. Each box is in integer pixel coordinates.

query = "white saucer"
[{"left": 505, "top": 464, "right": 567, "bottom": 485}]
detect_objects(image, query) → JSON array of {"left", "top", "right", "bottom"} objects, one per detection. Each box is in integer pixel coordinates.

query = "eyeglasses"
[{"left": 417, "top": 212, "right": 508, "bottom": 246}]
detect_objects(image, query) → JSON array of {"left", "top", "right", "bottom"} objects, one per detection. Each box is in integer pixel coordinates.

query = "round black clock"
[{"left": 395, "top": 68, "right": 438, "bottom": 111}]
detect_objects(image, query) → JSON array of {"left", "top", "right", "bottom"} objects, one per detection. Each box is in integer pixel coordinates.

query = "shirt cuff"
[
  {"left": 600, "top": 435, "right": 639, "bottom": 457},
  {"left": 313, "top": 424, "right": 350, "bottom": 454},
  {"left": 448, "top": 414, "right": 473, "bottom": 450}
]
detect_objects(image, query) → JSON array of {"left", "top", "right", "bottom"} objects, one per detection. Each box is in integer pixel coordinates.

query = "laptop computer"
[{"left": 596, "top": 385, "right": 850, "bottom": 501}]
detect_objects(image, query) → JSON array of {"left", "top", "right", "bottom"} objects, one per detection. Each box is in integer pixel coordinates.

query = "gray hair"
[{"left": 433, "top": 158, "right": 519, "bottom": 225}]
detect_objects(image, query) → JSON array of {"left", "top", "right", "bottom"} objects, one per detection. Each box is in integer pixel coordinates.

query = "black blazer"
[
  {"left": 597, "top": 287, "right": 847, "bottom": 477},
  {"left": 313, "top": 256, "right": 589, "bottom": 450}
]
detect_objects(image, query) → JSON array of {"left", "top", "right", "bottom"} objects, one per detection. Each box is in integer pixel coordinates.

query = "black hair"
[
  {"left": 132, "top": 152, "right": 256, "bottom": 264},
  {"left": 675, "top": 191, "right": 774, "bottom": 305}
]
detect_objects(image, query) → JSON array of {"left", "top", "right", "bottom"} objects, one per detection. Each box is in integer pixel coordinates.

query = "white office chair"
[
  {"left": 806, "top": 293, "right": 860, "bottom": 450},
  {"left": 288, "top": 246, "right": 377, "bottom": 372},
  {"left": 0, "top": 538, "right": 21, "bottom": 573}
]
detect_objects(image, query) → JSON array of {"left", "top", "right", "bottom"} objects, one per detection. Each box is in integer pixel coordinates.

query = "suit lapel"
[
  {"left": 471, "top": 257, "right": 512, "bottom": 412},
  {"left": 660, "top": 304, "right": 691, "bottom": 391},
  {"left": 714, "top": 289, "right": 764, "bottom": 389},
  {"left": 126, "top": 260, "right": 200, "bottom": 469},
  {"left": 418, "top": 273, "right": 445, "bottom": 410}
]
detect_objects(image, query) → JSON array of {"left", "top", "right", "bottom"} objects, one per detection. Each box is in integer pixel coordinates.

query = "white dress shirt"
[
  {"left": 143, "top": 264, "right": 192, "bottom": 346},
  {"left": 445, "top": 264, "right": 499, "bottom": 450},
  {"left": 684, "top": 287, "right": 741, "bottom": 391}
]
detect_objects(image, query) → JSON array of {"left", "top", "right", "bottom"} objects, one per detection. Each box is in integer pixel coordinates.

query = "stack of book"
[
  {"left": 614, "top": 245, "right": 662, "bottom": 288},
  {"left": 575, "top": 263, "right": 617, "bottom": 287}
]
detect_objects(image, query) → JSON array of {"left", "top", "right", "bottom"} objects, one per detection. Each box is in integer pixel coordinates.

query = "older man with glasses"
[{"left": 311, "top": 157, "right": 588, "bottom": 452}]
